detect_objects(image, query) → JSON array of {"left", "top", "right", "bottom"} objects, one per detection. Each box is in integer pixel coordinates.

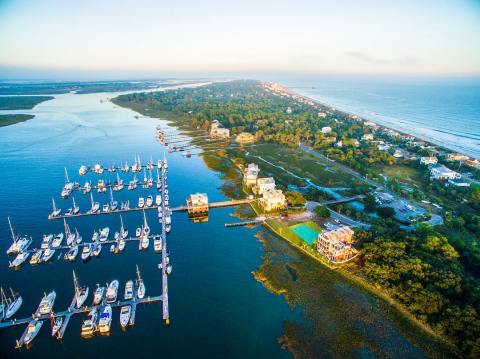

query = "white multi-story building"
[
  {"left": 430, "top": 164, "right": 462, "bottom": 180},
  {"left": 321, "top": 126, "right": 332, "bottom": 134},
  {"left": 420, "top": 156, "right": 438, "bottom": 165},
  {"left": 243, "top": 163, "right": 259, "bottom": 187},
  {"left": 255, "top": 177, "right": 276, "bottom": 195},
  {"left": 316, "top": 226, "right": 355, "bottom": 262},
  {"left": 362, "top": 133, "right": 374, "bottom": 141},
  {"left": 258, "top": 189, "right": 286, "bottom": 212}
]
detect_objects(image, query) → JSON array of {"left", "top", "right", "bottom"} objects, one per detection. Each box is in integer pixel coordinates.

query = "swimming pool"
[{"left": 290, "top": 223, "right": 319, "bottom": 245}]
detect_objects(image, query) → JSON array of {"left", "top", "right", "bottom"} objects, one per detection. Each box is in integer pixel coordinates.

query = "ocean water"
[
  {"left": 268, "top": 75, "right": 480, "bottom": 159},
  {"left": 0, "top": 86, "right": 447, "bottom": 358}
]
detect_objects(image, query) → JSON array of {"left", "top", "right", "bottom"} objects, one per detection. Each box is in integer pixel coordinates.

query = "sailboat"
[
  {"left": 142, "top": 169, "right": 148, "bottom": 188},
  {"left": 73, "top": 270, "right": 89, "bottom": 309},
  {"left": 61, "top": 167, "right": 73, "bottom": 198},
  {"left": 6, "top": 217, "right": 32, "bottom": 255},
  {"left": 2, "top": 287, "right": 23, "bottom": 320},
  {"left": 147, "top": 169, "right": 153, "bottom": 188},
  {"left": 88, "top": 192, "right": 100, "bottom": 214},
  {"left": 65, "top": 219, "right": 76, "bottom": 246},
  {"left": 120, "top": 215, "right": 128, "bottom": 239},
  {"left": 49, "top": 198, "right": 61, "bottom": 219},
  {"left": 136, "top": 265, "right": 146, "bottom": 299},
  {"left": 72, "top": 196, "right": 80, "bottom": 215},
  {"left": 109, "top": 187, "right": 118, "bottom": 211},
  {"left": 113, "top": 172, "right": 124, "bottom": 191},
  {"left": 141, "top": 211, "right": 149, "bottom": 250}
]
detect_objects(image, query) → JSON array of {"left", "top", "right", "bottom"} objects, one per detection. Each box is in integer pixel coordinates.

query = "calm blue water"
[
  {"left": 268, "top": 75, "right": 480, "bottom": 159},
  {"left": 0, "top": 90, "right": 300, "bottom": 358}
]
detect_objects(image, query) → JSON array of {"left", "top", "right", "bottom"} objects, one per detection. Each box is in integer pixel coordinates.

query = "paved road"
[{"left": 306, "top": 201, "right": 371, "bottom": 229}]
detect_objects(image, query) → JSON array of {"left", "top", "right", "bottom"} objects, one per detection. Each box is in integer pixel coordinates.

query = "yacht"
[
  {"left": 108, "top": 164, "right": 116, "bottom": 173},
  {"left": 81, "top": 308, "right": 98, "bottom": 337},
  {"left": 142, "top": 211, "right": 150, "bottom": 237},
  {"left": 118, "top": 238, "right": 126, "bottom": 252},
  {"left": 155, "top": 194, "right": 162, "bottom": 206},
  {"left": 65, "top": 245, "right": 78, "bottom": 261},
  {"left": 119, "top": 305, "right": 131, "bottom": 329},
  {"left": 93, "top": 163, "right": 103, "bottom": 174},
  {"left": 51, "top": 233, "right": 64, "bottom": 248},
  {"left": 61, "top": 168, "right": 74, "bottom": 198},
  {"left": 75, "top": 228, "right": 82, "bottom": 244},
  {"left": 79, "top": 165, "right": 88, "bottom": 176},
  {"left": 6, "top": 217, "right": 32, "bottom": 255},
  {"left": 98, "top": 305, "right": 112, "bottom": 334},
  {"left": 83, "top": 181, "right": 91, "bottom": 194},
  {"left": 136, "top": 265, "right": 145, "bottom": 299},
  {"left": 65, "top": 219, "right": 76, "bottom": 245},
  {"left": 51, "top": 317, "right": 63, "bottom": 337},
  {"left": 81, "top": 244, "right": 93, "bottom": 261},
  {"left": 72, "top": 196, "right": 80, "bottom": 215},
  {"left": 141, "top": 234, "right": 149, "bottom": 250},
  {"left": 42, "top": 248, "right": 55, "bottom": 262},
  {"left": 167, "top": 264, "right": 173, "bottom": 275},
  {"left": 123, "top": 162, "right": 130, "bottom": 173},
  {"left": 120, "top": 200, "right": 130, "bottom": 210},
  {"left": 92, "top": 242, "right": 102, "bottom": 257},
  {"left": 49, "top": 198, "right": 61, "bottom": 218},
  {"left": 124, "top": 280, "right": 134, "bottom": 300},
  {"left": 92, "top": 285, "right": 105, "bottom": 305},
  {"left": 165, "top": 214, "right": 172, "bottom": 225},
  {"left": 73, "top": 271, "right": 89, "bottom": 309},
  {"left": 135, "top": 227, "right": 142, "bottom": 237},
  {"left": 138, "top": 197, "right": 145, "bottom": 208},
  {"left": 3, "top": 288, "right": 23, "bottom": 319},
  {"left": 106, "top": 280, "right": 119, "bottom": 303},
  {"left": 146, "top": 195, "right": 153, "bottom": 207},
  {"left": 9, "top": 252, "right": 30, "bottom": 268},
  {"left": 30, "top": 250, "right": 43, "bottom": 265},
  {"left": 113, "top": 173, "right": 124, "bottom": 191},
  {"left": 147, "top": 157, "right": 154, "bottom": 170},
  {"left": 153, "top": 235, "right": 162, "bottom": 252},
  {"left": 41, "top": 234, "right": 53, "bottom": 249},
  {"left": 102, "top": 203, "right": 110, "bottom": 212},
  {"left": 99, "top": 227, "right": 109, "bottom": 242},
  {"left": 23, "top": 320, "right": 43, "bottom": 345},
  {"left": 88, "top": 193, "right": 100, "bottom": 214},
  {"left": 147, "top": 170, "right": 154, "bottom": 188},
  {"left": 166, "top": 225, "right": 172, "bottom": 233},
  {"left": 37, "top": 290, "right": 56, "bottom": 316},
  {"left": 97, "top": 179, "right": 106, "bottom": 193},
  {"left": 92, "top": 230, "right": 99, "bottom": 242}
]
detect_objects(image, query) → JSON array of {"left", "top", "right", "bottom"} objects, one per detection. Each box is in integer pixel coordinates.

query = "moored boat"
[
  {"left": 93, "top": 285, "right": 105, "bottom": 305},
  {"left": 36, "top": 290, "right": 56, "bottom": 316},
  {"left": 73, "top": 270, "right": 89, "bottom": 309},
  {"left": 42, "top": 248, "right": 55, "bottom": 262},
  {"left": 65, "top": 245, "right": 78, "bottom": 261},
  {"left": 98, "top": 305, "right": 112, "bottom": 334},
  {"left": 124, "top": 280, "right": 134, "bottom": 300},
  {"left": 51, "top": 316, "right": 63, "bottom": 337},
  {"left": 4, "top": 288, "right": 23, "bottom": 319},
  {"left": 136, "top": 265, "right": 145, "bottom": 299},
  {"left": 51, "top": 233, "right": 64, "bottom": 248},
  {"left": 119, "top": 305, "right": 131, "bottom": 329},
  {"left": 154, "top": 235, "right": 162, "bottom": 252},
  {"left": 106, "top": 280, "right": 119, "bottom": 303},
  {"left": 81, "top": 308, "right": 98, "bottom": 337},
  {"left": 92, "top": 242, "right": 102, "bottom": 257},
  {"left": 81, "top": 244, "right": 93, "bottom": 261},
  {"left": 9, "top": 252, "right": 30, "bottom": 268},
  {"left": 30, "top": 250, "right": 43, "bottom": 265},
  {"left": 23, "top": 320, "right": 43, "bottom": 346}
]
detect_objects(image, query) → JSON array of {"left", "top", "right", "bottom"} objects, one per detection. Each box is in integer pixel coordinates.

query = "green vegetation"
[
  {"left": 314, "top": 205, "right": 330, "bottom": 218},
  {"left": 285, "top": 191, "right": 306, "bottom": 206},
  {"left": 0, "top": 114, "right": 34, "bottom": 127},
  {"left": 0, "top": 96, "right": 53, "bottom": 110},
  {"left": 113, "top": 80, "right": 480, "bottom": 357}
]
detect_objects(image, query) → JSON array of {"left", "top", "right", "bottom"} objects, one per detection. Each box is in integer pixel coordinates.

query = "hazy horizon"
[{"left": 1, "top": 0, "right": 480, "bottom": 78}]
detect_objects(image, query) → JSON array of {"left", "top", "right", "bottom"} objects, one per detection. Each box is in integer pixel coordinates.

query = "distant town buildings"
[
  {"left": 210, "top": 120, "right": 230, "bottom": 139},
  {"left": 286, "top": 106, "right": 293, "bottom": 114},
  {"left": 420, "top": 156, "right": 438, "bottom": 165},
  {"left": 235, "top": 132, "right": 255, "bottom": 144},
  {"left": 321, "top": 126, "right": 332, "bottom": 134},
  {"left": 430, "top": 164, "right": 462, "bottom": 181},
  {"left": 243, "top": 163, "right": 259, "bottom": 187},
  {"left": 316, "top": 226, "right": 356, "bottom": 262},
  {"left": 361, "top": 133, "right": 374, "bottom": 141},
  {"left": 318, "top": 112, "right": 327, "bottom": 118},
  {"left": 447, "top": 153, "right": 469, "bottom": 162}
]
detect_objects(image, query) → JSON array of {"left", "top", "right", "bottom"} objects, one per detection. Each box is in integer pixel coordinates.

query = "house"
[
  {"left": 235, "top": 132, "right": 255, "bottom": 144},
  {"left": 321, "top": 126, "right": 332, "bottom": 134},
  {"left": 465, "top": 159, "right": 480, "bottom": 169},
  {"left": 255, "top": 177, "right": 276, "bottom": 195},
  {"left": 210, "top": 120, "right": 230, "bottom": 139},
  {"left": 258, "top": 189, "right": 286, "bottom": 212},
  {"left": 286, "top": 107, "right": 292, "bottom": 114},
  {"left": 430, "top": 164, "right": 462, "bottom": 180},
  {"left": 316, "top": 226, "right": 356, "bottom": 262},
  {"left": 362, "top": 133, "right": 374, "bottom": 141},
  {"left": 186, "top": 193, "right": 209, "bottom": 217},
  {"left": 318, "top": 112, "right": 327, "bottom": 118},
  {"left": 243, "top": 163, "right": 259, "bottom": 187},
  {"left": 393, "top": 149, "right": 404, "bottom": 158},
  {"left": 377, "top": 143, "right": 391, "bottom": 151},
  {"left": 420, "top": 156, "right": 438, "bottom": 165},
  {"left": 336, "top": 140, "right": 343, "bottom": 148},
  {"left": 447, "top": 153, "right": 469, "bottom": 162}
]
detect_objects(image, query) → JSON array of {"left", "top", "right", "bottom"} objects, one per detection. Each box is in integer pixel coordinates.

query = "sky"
[{"left": 0, "top": 0, "right": 479, "bottom": 79}]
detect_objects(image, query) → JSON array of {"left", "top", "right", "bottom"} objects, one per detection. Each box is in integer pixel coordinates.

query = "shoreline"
[{"left": 268, "top": 81, "right": 479, "bottom": 160}]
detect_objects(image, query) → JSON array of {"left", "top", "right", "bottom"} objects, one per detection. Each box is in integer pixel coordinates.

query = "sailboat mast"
[
  {"left": 110, "top": 187, "right": 114, "bottom": 204},
  {"left": 143, "top": 210, "right": 148, "bottom": 227},
  {"left": 73, "top": 270, "right": 79, "bottom": 295},
  {"left": 120, "top": 215, "right": 124, "bottom": 231},
  {"left": 64, "top": 167, "right": 70, "bottom": 183},
  {"left": 7, "top": 217, "right": 16, "bottom": 242},
  {"left": 72, "top": 196, "right": 76, "bottom": 208},
  {"left": 64, "top": 218, "right": 70, "bottom": 236},
  {"left": 52, "top": 198, "right": 57, "bottom": 212},
  {"left": 90, "top": 192, "right": 94, "bottom": 207}
]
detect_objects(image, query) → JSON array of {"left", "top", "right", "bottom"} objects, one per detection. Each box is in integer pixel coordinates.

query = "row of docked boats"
[{"left": 79, "top": 156, "right": 166, "bottom": 176}]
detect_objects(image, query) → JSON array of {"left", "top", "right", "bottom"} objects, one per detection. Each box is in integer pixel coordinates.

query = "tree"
[
  {"left": 364, "top": 193, "right": 377, "bottom": 212},
  {"left": 314, "top": 205, "right": 330, "bottom": 218},
  {"left": 376, "top": 206, "right": 395, "bottom": 219},
  {"left": 285, "top": 191, "right": 306, "bottom": 206}
]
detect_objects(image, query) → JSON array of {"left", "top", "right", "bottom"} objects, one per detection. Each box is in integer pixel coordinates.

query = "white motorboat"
[
  {"left": 138, "top": 197, "right": 145, "bottom": 208},
  {"left": 165, "top": 215, "right": 172, "bottom": 225},
  {"left": 42, "top": 248, "right": 55, "bottom": 262},
  {"left": 141, "top": 234, "right": 149, "bottom": 250},
  {"left": 118, "top": 238, "right": 126, "bottom": 252},
  {"left": 136, "top": 266, "right": 145, "bottom": 299},
  {"left": 92, "top": 243, "right": 102, "bottom": 257},
  {"left": 167, "top": 264, "right": 173, "bottom": 275},
  {"left": 146, "top": 195, "right": 153, "bottom": 207},
  {"left": 3, "top": 288, "right": 23, "bottom": 319},
  {"left": 155, "top": 195, "right": 162, "bottom": 206},
  {"left": 102, "top": 203, "right": 110, "bottom": 212},
  {"left": 99, "top": 227, "right": 109, "bottom": 242},
  {"left": 81, "top": 308, "right": 98, "bottom": 337},
  {"left": 124, "top": 280, "right": 134, "bottom": 300},
  {"left": 79, "top": 165, "right": 88, "bottom": 176},
  {"left": 123, "top": 162, "right": 130, "bottom": 173},
  {"left": 119, "top": 305, "right": 131, "bottom": 329},
  {"left": 154, "top": 235, "right": 162, "bottom": 252},
  {"left": 49, "top": 198, "right": 61, "bottom": 218},
  {"left": 83, "top": 181, "right": 91, "bottom": 194},
  {"left": 41, "top": 234, "right": 53, "bottom": 249},
  {"left": 136, "top": 227, "right": 142, "bottom": 237},
  {"left": 81, "top": 244, "right": 93, "bottom": 260},
  {"left": 23, "top": 320, "right": 43, "bottom": 345},
  {"left": 98, "top": 305, "right": 112, "bottom": 334},
  {"left": 51, "top": 233, "right": 64, "bottom": 248},
  {"left": 6, "top": 217, "right": 32, "bottom": 255},
  {"left": 30, "top": 250, "right": 43, "bottom": 265},
  {"left": 37, "top": 291, "right": 56, "bottom": 316},
  {"left": 106, "top": 280, "right": 119, "bottom": 303},
  {"left": 92, "top": 230, "right": 99, "bottom": 242},
  {"left": 73, "top": 271, "right": 89, "bottom": 309},
  {"left": 166, "top": 225, "right": 171, "bottom": 233},
  {"left": 51, "top": 316, "right": 63, "bottom": 337},
  {"left": 93, "top": 285, "right": 105, "bottom": 305},
  {"left": 65, "top": 245, "right": 78, "bottom": 261},
  {"left": 94, "top": 163, "right": 103, "bottom": 174},
  {"left": 9, "top": 252, "right": 30, "bottom": 268}
]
